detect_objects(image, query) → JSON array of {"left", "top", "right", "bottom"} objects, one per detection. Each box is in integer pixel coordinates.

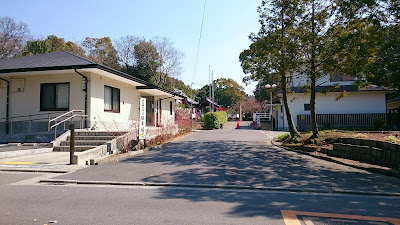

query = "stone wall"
[{"left": 321, "top": 137, "right": 400, "bottom": 170}]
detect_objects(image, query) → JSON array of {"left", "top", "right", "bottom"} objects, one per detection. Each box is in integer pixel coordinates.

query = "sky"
[{"left": 0, "top": 0, "right": 261, "bottom": 95}]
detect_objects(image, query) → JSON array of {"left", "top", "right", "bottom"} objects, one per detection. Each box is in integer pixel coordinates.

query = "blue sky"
[{"left": 1, "top": 0, "right": 261, "bottom": 94}]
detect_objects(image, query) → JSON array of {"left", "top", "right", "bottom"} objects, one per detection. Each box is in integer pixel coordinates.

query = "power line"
[{"left": 192, "top": 0, "right": 207, "bottom": 84}]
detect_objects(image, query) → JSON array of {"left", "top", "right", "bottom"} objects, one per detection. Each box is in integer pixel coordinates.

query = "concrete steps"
[
  {"left": 67, "top": 136, "right": 115, "bottom": 141},
  {"left": 60, "top": 140, "right": 109, "bottom": 146},
  {"left": 53, "top": 131, "right": 126, "bottom": 152},
  {"left": 54, "top": 146, "right": 99, "bottom": 152}
]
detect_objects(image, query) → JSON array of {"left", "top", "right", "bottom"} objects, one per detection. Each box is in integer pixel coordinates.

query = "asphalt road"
[
  {"left": 57, "top": 123, "right": 400, "bottom": 194},
  {"left": 1, "top": 122, "right": 400, "bottom": 224},
  {"left": 0, "top": 173, "right": 399, "bottom": 225}
]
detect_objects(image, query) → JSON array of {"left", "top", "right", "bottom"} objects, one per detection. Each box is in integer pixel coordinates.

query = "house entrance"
[{"left": 141, "top": 96, "right": 154, "bottom": 126}]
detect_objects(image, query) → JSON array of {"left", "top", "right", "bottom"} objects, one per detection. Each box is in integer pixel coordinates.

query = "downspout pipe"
[
  {"left": 74, "top": 69, "right": 88, "bottom": 129},
  {"left": 0, "top": 77, "right": 9, "bottom": 135}
]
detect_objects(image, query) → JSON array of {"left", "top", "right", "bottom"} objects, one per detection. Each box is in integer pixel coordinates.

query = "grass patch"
[
  {"left": 277, "top": 132, "right": 291, "bottom": 142},
  {"left": 385, "top": 135, "right": 398, "bottom": 143}
]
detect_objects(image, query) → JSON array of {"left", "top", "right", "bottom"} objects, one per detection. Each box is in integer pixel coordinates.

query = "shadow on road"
[
  {"left": 57, "top": 127, "right": 400, "bottom": 219},
  {"left": 121, "top": 140, "right": 400, "bottom": 193},
  {"left": 127, "top": 139, "right": 400, "bottom": 219}
]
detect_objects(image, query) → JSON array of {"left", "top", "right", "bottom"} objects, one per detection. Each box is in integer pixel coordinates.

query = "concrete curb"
[
  {"left": 94, "top": 149, "right": 147, "bottom": 165},
  {"left": 38, "top": 179, "right": 400, "bottom": 197},
  {"left": 271, "top": 140, "right": 400, "bottom": 179},
  {"left": 0, "top": 168, "right": 69, "bottom": 173},
  {"left": 0, "top": 148, "right": 53, "bottom": 159},
  {"left": 91, "top": 131, "right": 193, "bottom": 165}
]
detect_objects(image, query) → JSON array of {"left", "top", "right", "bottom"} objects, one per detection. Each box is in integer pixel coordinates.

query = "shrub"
[
  {"left": 277, "top": 132, "right": 290, "bottom": 141},
  {"left": 203, "top": 111, "right": 227, "bottom": 129},
  {"left": 385, "top": 135, "right": 398, "bottom": 143},
  {"left": 175, "top": 107, "right": 191, "bottom": 133},
  {"left": 373, "top": 118, "right": 386, "bottom": 131}
]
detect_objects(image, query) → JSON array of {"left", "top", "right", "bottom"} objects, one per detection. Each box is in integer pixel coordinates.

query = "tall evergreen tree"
[
  {"left": 296, "top": 0, "right": 336, "bottom": 138},
  {"left": 240, "top": 0, "right": 301, "bottom": 138}
]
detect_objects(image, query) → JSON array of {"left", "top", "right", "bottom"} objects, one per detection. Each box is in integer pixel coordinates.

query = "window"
[
  {"left": 104, "top": 86, "right": 120, "bottom": 112},
  {"left": 40, "top": 83, "right": 69, "bottom": 111},
  {"left": 170, "top": 101, "right": 173, "bottom": 115},
  {"left": 304, "top": 103, "right": 310, "bottom": 111}
]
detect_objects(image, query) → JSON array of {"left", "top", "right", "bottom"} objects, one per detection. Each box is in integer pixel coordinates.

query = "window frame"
[
  {"left": 104, "top": 85, "right": 120, "bottom": 113},
  {"left": 304, "top": 103, "right": 311, "bottom": 111},
  {"left": 40, "top": 82, "right": 70, "bottom": 111}
]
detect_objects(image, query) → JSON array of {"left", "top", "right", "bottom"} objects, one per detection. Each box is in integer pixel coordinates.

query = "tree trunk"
[
  {"left": 281, "top": 72, "right": 300, "bottom": 138},
  {"left": 280, "top": 8, "right": 300, "bottom": 138},
  {"left": 310, "top": 72, "right": 318, "bottom": 138},
  {"left": 310, "top": 0, "right": 319, "bottom": 138}
]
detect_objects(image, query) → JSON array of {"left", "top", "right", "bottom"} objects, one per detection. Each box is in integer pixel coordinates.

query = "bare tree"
[
  {"left": 152, "top": 36, "right": 184, "bottom": 87},
  {"left": 115, "top": 35, "right": 143, "bottom": 71},
  {"left": 0, "top": 17, "right": 31, "bottom": 59}
]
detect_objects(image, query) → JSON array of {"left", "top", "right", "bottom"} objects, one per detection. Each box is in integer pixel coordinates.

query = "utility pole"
[
  {"left": 239, "top": 104, "right": 242, "bottom": 121},
  {"left": 211, "top": 70, "right": 214, "bottom": 112},
  {"left": 208, "top": 66, "right": 211, "bottom": 111},
  {"left": 190, "top": 83, "right": 193, "bottom": 131}
]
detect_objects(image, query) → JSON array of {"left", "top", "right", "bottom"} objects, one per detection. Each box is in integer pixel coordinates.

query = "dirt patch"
[{"left": 280, "top": 131, "right": 400, "bottom": 147}]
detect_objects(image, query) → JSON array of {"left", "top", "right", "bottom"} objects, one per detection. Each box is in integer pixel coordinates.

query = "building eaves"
[
  {"left": 289, "top": 85, "right": 394, "bottom": 93},
  {"left": 0, "top": 51, "right": 184, "bottom": 98}
]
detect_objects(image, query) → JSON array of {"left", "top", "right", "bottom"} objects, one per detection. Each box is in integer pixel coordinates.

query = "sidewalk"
[{"left": 0, "top": 150, "right": 87, "bottom": 173}]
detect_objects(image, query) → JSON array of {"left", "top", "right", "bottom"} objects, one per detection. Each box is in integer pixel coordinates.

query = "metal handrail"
[
  {"left": 50, "top": 113, "right": 87, "bottom": 139},
  {"left": 50, "top": 114, "right": 87, "bottom": 130},
  {"left": 253, "top": 113, "right": 272, "bottom": 122},
  {"left": 0, "top": 111, "right": 63, "bottom": 122},
  {"left": 49, "top": 110, "right": 84, "bottom": 124},
  {"left": 0, "top": 110, "right": 87, "bottom": 136}
]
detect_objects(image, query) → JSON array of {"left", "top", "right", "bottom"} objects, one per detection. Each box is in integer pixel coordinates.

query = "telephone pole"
[{"left": 211, "top": 70, "right": 214, "bottom": 112}]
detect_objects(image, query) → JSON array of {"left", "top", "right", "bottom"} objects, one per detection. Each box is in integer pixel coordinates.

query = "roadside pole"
[{"left": 69, "top": 123, "right": 75, "bottom": 164}]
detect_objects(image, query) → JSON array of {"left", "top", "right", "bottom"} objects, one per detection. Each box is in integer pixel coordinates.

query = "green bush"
[
  {"left": 385, "top": 135, "right": 398, "bottom": 143},
  {"left": 373, "top": 118, "right": 386, "bottom": 131},
  {"left": 277, "top": 132, "right": 291, "bottom": 141},
  {"left": 203, "top": 111, "right": 228, "bottom": 129}
]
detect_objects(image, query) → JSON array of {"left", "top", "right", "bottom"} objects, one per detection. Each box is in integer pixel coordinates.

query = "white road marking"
[{"left": 261, "top": 131, "right": 273, "bottom": 139}]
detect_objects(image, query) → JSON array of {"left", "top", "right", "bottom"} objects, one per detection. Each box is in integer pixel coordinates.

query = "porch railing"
[
  {"left": 297, "top": 113, "right": 399, "bottom": 131},
  {"left": 253, "top": 112, "right": 272, "bottom": 121},
  {"left": 253, "top": 112, "right": 272, "bottom": 129},
  {"left": 48, "top": 110, "right": 87, "bottom": 139},
  {"left": 0, "top": 110, "right": 87, "bottom": 136},
  {"left": 0, "top": 112, "right": 62, "bottom": 135}
]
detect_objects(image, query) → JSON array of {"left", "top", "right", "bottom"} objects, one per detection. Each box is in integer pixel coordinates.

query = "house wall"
[
  {"left": 160, "top": 98, "right": 175, "bottom": 125},
  {"left": 87, "top": 73, "right": 175, "bottom": 131},
  {"left": 0, "top": 73, "right": 85, "bottom": 134},
  {"left": 278, "top": 91, "right": 387, "bottom": 131},
  {"left": 0, "top": 80, "right": 7, "bottom": 119},
  {"left": 0, "top": 70, "right": 177, "bottom": 136},
  {"left": 87, "top": 72, "right": 140, "bottom": 131}
]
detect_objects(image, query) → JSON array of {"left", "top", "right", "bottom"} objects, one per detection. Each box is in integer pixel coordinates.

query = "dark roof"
[
  {"left": 0, "top": 52, "right": 96, "bottom": 71},
  {"left": 200, "top": 97, "right": 221, "bottom": 107},
  {"left": 0, "top": 52, "right": 184, "bottom": 98},
  {"left": 290, "top": 85, "right": 394, "bottom": 93},
  {"left": 173, "top": 89, "right": 199, "bottom": 105},
  {"left": 388, "top": 96, "right": 400, "bottom": 104}
]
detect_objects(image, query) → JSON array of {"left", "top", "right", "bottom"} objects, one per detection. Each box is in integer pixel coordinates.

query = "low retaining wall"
[
  {"left": 0, "top": 130, "right": 67, "bottom": 144},
  {"left": 73, "top": 125, "right": 179, "bottom": 165},
  {"left": 321, "top": 137, "right": 400, "bottom": 170}
]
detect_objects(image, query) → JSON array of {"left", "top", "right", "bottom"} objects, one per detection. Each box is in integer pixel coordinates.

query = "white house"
[
  {"left": 0, "top": 52, "right": 183, "bottom": 138},
  {"left": 271, "top": 73, "right": 393, "bottom": 131}
]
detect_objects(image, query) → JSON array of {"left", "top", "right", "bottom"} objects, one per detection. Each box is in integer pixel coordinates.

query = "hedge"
[{"left": 204, "top": 111, "right": 228, "bottom": 129}]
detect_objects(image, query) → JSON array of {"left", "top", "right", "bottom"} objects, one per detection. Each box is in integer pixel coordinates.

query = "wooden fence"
[{"left": 297, "top": 113, "right": 400, "bottom": 131}]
